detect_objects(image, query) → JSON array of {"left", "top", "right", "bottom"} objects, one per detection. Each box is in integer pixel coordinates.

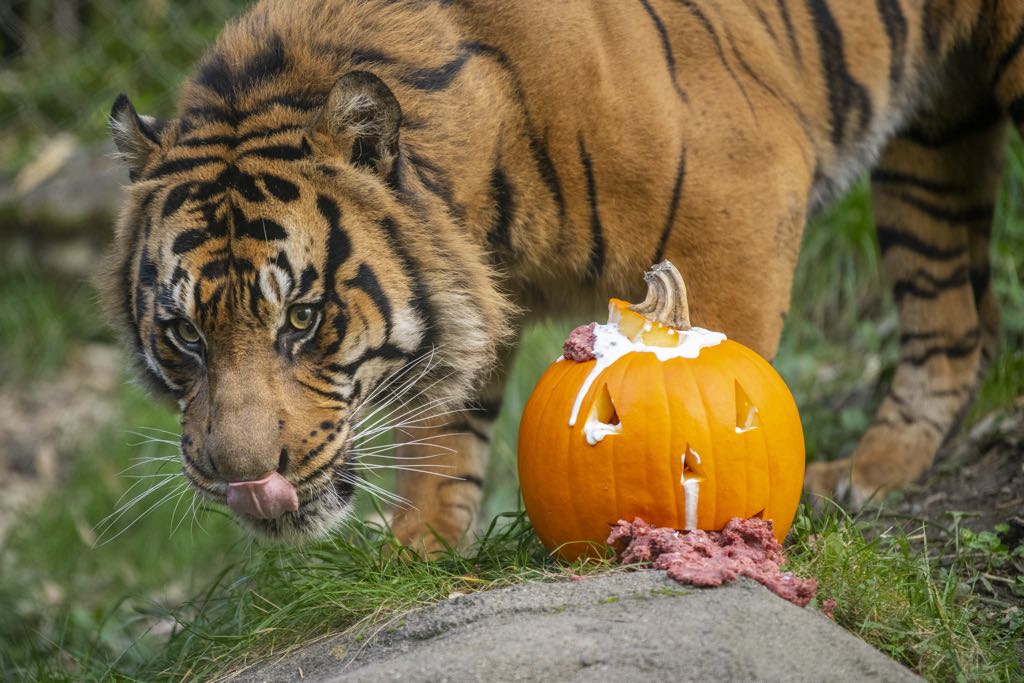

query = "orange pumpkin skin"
[{"left": 518, "top": 338, "right": 805, "bottom": 562}]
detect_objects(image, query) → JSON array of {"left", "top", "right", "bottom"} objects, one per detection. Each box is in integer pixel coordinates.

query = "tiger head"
[{"left": 102, "top": 49, "right": 508, "bottom": 541}]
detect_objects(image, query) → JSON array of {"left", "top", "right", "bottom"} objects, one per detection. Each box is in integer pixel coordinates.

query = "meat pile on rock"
[{"left": 607, "top": 517, "right": 817, "bottom": 607}]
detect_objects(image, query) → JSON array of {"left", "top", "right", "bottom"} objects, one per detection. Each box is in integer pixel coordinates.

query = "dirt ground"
[{"left": 892, "top": 400, "right": 1024, "bottom": 534}]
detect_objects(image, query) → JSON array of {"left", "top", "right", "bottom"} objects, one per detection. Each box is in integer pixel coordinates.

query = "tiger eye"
[
  {"left": 288, "top": 304, "right": 316, "bottom": 331},
  {"left": 175, "top": 319, "right": 201, "bottom": 344}
]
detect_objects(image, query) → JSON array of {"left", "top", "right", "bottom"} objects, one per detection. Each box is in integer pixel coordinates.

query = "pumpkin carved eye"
[{"left": 287, "top": 304, "right": 317, "bottom": 331}]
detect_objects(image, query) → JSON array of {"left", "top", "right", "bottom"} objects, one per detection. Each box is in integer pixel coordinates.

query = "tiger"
[{"left": 102, "top": 0, "right": 1023, "bottom": 552}]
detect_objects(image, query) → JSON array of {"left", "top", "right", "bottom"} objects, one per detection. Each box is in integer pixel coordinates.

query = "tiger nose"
[{"left": 226, "top": 471, "right": 299, "bottom": 519}]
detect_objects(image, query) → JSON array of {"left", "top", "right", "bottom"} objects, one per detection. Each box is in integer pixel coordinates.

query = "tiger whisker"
[
  {"left": 94, "top": 480, "right": 191, "bottom": 547},
  {"left": 354, "top": 399, "right": 465, "bottom": 442},
  {"left": 129, "top": 426, "right": 182, "bottom": 438}
]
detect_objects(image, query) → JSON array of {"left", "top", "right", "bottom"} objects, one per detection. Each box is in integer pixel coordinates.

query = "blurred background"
[{"left": 1, "top": 0, "right": 1022, "bottom": 678}]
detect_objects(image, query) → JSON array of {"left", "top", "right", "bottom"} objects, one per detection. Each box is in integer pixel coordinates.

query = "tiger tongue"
[{"left": 226, "top": 471, "right": 299, "bottom": 519}]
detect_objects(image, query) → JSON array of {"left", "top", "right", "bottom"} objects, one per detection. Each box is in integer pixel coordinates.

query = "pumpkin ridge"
[
  {"left": 686, "top": 358, "right": 717, "bottom": 530},
  {"left": 562, "top": 367, "right": 592, "bottom": 552},
  {"left": 608, "top": 353, "right": 638, "bottom": 533}
]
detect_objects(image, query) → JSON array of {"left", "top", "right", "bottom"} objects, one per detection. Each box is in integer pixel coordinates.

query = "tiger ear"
[
  {"left": 109, "top": 93, "right": 166, "bottom": 181},
  {"left": 316, "top": 71, "right": 402, "bottom": 177}
]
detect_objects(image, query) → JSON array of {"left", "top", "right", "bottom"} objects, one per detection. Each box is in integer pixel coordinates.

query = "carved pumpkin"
[{"left": 518, "top": 261, "right": 805, "bottom": 561}]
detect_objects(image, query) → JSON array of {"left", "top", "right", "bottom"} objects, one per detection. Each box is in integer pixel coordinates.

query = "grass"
[{"left": 787, "top": 507, "right": 1024, "bottom": 681}]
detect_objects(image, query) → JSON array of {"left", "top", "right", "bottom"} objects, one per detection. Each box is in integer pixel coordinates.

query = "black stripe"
[
  {"left": 461, "top": 42, "right": 567, "bottom": 221},
  {"left": 870, "top": 169, "right": 965, "bottom": 194},
  {"left": 921, "top": 0, "right": 943, "bottom": 55},
  {"left": 678, "top": 0, "right": 755, "bottom": 115},
  {"left": 196, "top": 35, "right": 287, "bottom": 103},
  {"left": 475, "top": 397, "right": 503, "bottom": 421},
  {"left": 181, "top": 95, "right": 319, "bottom": 130},
  {"left": 654, "top": 145, "right": 686, "bottom": 263},
  {"left": 892, "top": 265, "right": 970, "bottom": 302},
  {"left": 776, "top": 0, "right": 802, "bottom": 63},
  {"left": 885, "top": 389, "right": 946, "bottom": 434},
  {"left": 902, "top": 327, "right": 981, "bottom": 366},
  {"left": 147, "top": 156, "right": 223, "bottom": 181},
  {"left": 172, "top": 229, "right": 211, "bottom": 255},
  {"left": 237, "top": 35, "right": 287, "bottom": 94},
  {"left": 297, "top": 379, "right": 349, "bottom": 404},
  {"left": 177, "top": 125, "right": 304, "bottom": 149},
  {"left": 327, "top": 344, "right": 410, "bottom": 377},
  {"left": 163, "top": 184, "right": 194, "bottom": 217},
  {"left": 231, "top": 207, "right": 289, "bottom": 241},
  {"left": 380, "top": 217, "right": 438, "bottom": 354},
  {"left": 487, "top": 166, "right": 516, "bottom": 256},
  {"left": 346, "top": 263, "right": 393, "bottom": 339},
  {"left": 448, "top": 419, "right": 491, "bottom": 443},
  {"left": 200, "top": 259, "right": 228, "bottom": 279},
  {"left": 531, "top": 129, "right": 567, "bottom": 220},
  {"left": 876, "top": 225, "right": 968, "bottom": 260},
  {"left": 970, "top": 263, "right": 991, "bottom": 307},
  {"left": 806, "top": 0, "right": 873, "bottom": 145},
  {"left": 176, "top": 134, "right": 236, "bottom": 148},
  {"left": 886, "top": 191, "right": 993, "bottom": 226},
  {"left": 298, "top": 265, "right": 318, "bottom": 296},
  {"left": 638, "top": 0, "right": 688, "bottom": 102},
  {"left": 238, "top": 144, "right": 309, "bottom": 161},
  {"left": 403, "top": 48, "right": 471, "bottom": 90},
  {"left": 439, "top": 474, "right": 485, "bottom": 489},
  {"left": 902, "top": 99, "right": 1003, "bottom": 147},
  {"left": 196, "top": 53, "right": 233, "bottom": 97},
  {"left": 317, "top": 195, "right": 351, "bottom": 300},
  {"left": 899, "top": 329, "right": 944, "bottom": 344},
  {"left": 350, "top": 47, "right": 397, "bottom": 67},
  {"left": 993, "top": 21, "right": 1024, "bottom": 87},
  {"left": 876, "top": 0, "right": 908, "bottom": 88},
  {"left": 262, "top": 174, "right": 300, "bottom": 202},
  {"left": 755, "top": 7, "right": 780, "bottom": 47},
  {"left": 407, "top": 151, "right": 461, "bottom": 217},
  {"left": 578, "top": 134, "right": 605, "bottom": 284}
]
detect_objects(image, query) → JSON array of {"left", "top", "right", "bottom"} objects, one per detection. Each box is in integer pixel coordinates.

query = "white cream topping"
[
  {"left": 681, "top": 448, "right": 702, "bottom": 531},
  {"left": 582, "top": 413, "right": 623, "bottom": 445},
  {"left": 567, "top": 321, "right": 726, "bottom": 427}
]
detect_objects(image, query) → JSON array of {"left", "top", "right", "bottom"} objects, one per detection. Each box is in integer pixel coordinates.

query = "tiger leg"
[
  {"left": 388, "top": 343, "right": 515, "bottom": 554},
  {"left": 805, "top": 108, "right": 1006, "bottom": 505}
]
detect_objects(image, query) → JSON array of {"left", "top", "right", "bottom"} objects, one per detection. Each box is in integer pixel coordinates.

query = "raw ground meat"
[
  {"left": 607, "top": 517, "right": 818, "bottom": 607},
  {"left": 563, "top": 323, "right": 597, "bottom": 361}
]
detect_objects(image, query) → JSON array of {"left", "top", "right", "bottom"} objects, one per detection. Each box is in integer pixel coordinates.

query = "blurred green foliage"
[{"left": 0, "top": 0, "right": 248, "bottom": 169}]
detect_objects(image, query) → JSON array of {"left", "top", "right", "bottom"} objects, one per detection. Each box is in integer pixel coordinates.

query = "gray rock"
[
  {"left": 234, "top": 570, "right": 920, "bottom": 683},
  {"left": 1, "top": 136, "right": 126, "bottom": 236}
]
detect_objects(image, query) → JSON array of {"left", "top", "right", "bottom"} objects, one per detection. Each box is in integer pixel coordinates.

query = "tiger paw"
[
  {"left": 803, "top": 458, "right": 853, "bottom": 510},
  {"left": 389, "top": 507, "right": 473, "bottom": 558}
]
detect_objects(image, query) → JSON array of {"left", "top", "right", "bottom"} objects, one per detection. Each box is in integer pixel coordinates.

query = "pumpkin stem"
[{"left": 630, "top": 260, "right": 691, "bottom": 330}]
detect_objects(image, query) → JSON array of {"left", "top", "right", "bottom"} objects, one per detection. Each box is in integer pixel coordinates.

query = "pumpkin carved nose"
[{"left": 226, "top": 471, "right": 299, "bottom": 519}]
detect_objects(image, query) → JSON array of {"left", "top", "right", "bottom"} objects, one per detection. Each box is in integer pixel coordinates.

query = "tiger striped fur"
[{"left": 103, "top": 0, "right": 1024, "bottom": 550}]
